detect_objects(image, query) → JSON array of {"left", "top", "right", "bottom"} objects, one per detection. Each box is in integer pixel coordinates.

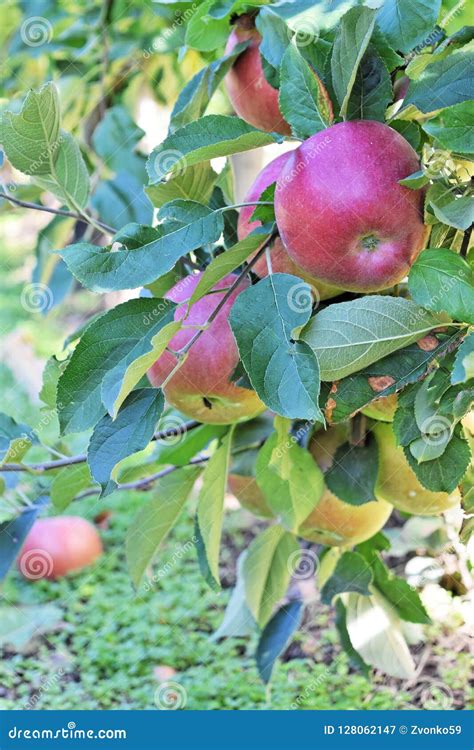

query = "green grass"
[{"left": 0, "top": 489, "right": 418, "bottom": 711}]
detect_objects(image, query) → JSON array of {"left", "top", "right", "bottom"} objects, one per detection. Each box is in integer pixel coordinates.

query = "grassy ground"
[{"left": 1, "top": 482, "right": 472, "bottom": 711}]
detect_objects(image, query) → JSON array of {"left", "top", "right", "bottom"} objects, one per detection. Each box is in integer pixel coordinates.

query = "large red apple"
[
  {"left": 238, "top": 152, "right": 342, "bottom": 301},
  {"left": 225, "top": 21, "right": 291, "bottom": 136},
  {"left": 18, "top": 516, "right": 103, "bottom": 580},
  {"left": 148, "top": 274, "right": 265, "bottom": 424},
  {"left": 274, "top": 120, "right": 429, "bottom": 293}
]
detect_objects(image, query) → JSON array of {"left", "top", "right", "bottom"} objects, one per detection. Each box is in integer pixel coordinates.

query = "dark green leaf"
[
  {"left": 331, "top": 6, "right": 377, "bottom": 118},
  {"left": 408, "top": 248, "right": 474, "bottom": 323},
  {"left": 88, "top": 389, "right": 164, "bottom": 490},
  {"left": 403, "top": 48, "right": 474, "bottom": 113},
  {"left": 370, "top": 556, "right": 430, "bottom": 624},
  {"left": 404, "top": 425, "right": 471, "bottom": 492},
  {"left": 376, "top": 0, "right": 441, "bottom": 55},
  {"left": 60, "top": 209, "right": 224, "bottom": 292},
  {"left": 423, "top": 102, "right": 474, "bottom": 154},
  {"left": 429, "top": 193, "right": 474, "bottom": 232},
  {"left": 0, "top": 497, "right": 49, "bottom": 581},
  {"left": 346, "top": 49, "right": 392, "bottom": 122},
  {"left": 325, "top": 435, "right": 379, "bottom": 506},
  {"left": 256, "top": 600, "right": 303, "bottom": 684},
  {"left": 452, "top": 333, "right": 474, "bottom": 384},
  {"left": 57, "top": 298, "right": 175, "bottom": 434},
  {"left": 321, "top": 551, "right": 373, "bottom": 605},
  {"left": 279, "top": 43, "right": 332, "bottom": 139},
  {"left": 229, "top": 275, "right": 323, "bottom": 421}
]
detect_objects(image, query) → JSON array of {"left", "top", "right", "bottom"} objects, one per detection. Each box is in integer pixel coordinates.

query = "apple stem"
[{"left": 349, "top": 413, "right": 367, "bottom": 447}]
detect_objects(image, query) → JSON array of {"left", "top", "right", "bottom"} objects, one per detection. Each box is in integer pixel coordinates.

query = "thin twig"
[
  {"left": 0, "top": 420, "right": 200, "bottom": 473},
  {"left": 0, "top": 192, "right": 116, "bottom": 235}
]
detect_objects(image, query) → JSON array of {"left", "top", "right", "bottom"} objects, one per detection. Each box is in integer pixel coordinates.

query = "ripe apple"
[
  {"left": 298, "top": 426, "right": 393, "bottom": 546},
  {"left": 147, "top": 273, "right": 265, "bottom": 424},
  {"left": 18, "top": 516, "right": 103, "bottom": 580},
  {"left": 238, "top": 152, "right": 342, "bottom": 301},
  {"left": 373, "top": 423, "right": 461, "bottom": 515},
  {"left": 274, "top": 120, "right": 429, "bottom": 292},
  {"left": 225, "top": 21, "right": 291, "bottom": 135}
]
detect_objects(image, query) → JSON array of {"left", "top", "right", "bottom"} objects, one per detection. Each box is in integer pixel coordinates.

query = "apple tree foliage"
[{"left": 0, "top": 0, "right": 473, "bottom": 683}]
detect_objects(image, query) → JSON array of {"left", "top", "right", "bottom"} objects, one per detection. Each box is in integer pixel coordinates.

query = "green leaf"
[
  {"left": 146, "top": 163, "right": 218, "bottom": 209},
  {"left": 452, "top": 333, "right": 474, "bottom": 384},
  {"left": 303, "top": 296, "right": 442, "bottom": 381},
  {"left": 404, "top": 425, "right": 471, "bottom": 492},
  {"left": 370, "top": 555, "right": 430, "bottom": 624},
  {"left": 0, "top": 604, "right": 63, "bottom": 650},
  {"left": 256, "top": 7, "right": 291, "bottom": 71},
  {"left": 51, "top": 464, "right": 93, "bottom": 511},
  {"left": 423, "top": 102, "right": 474, "bottom": 154},
  {"left": 196, "top": 430, "right": 234, "bottom": 588},
  {"left": 0, "top": 82, "right": 60, "bottom": 175},
  {"left": 126, "top": 466, "right": 201, "bottom": 589},
  {"left": 146, "top": 116, "right": 282, "bottom": 185},
  {"left": 256, "top": 433, "right": 324, "bottom": 532},
  {"left": 211, "top": 552, "right": 257, "bottom": 640},
  {"left": 335, "top": 598, "right": 370, "bottom": 674},
  {"left": 57, "top": 298, "right": 176, "bottom": 434},
  {"left": 429, "top": 193, "right": 474, "bottom": 232},
  {"left": 185, "top": 0, "right": 229, "bottom": 51},
  {"left": 331, "top": 6, "right": 377, "bottom": 119},
  {"left": 345, "top": 590, "right": 416, "bottom": 679},
  {"left": 189, "top": 230, "right": 269, "bottom": 306},
  {"left": 93, "top": 172, "right": 153, "bottom": 228},
  {"left": 399, "top": 170, "right": 429, "bottom": 189},
  {"left": 346, "top": 50, "right": 393, "bottom": 122},
  {"left": 320, "top": 551, "right": 373, "bottom": 605},
  {"left": 104, "top": 321, "right": 181, "bottom": 418},
  {"left": 376, "top": 0, "right": 441, "bottom": 55},
  {"left": 408, "top": 248, "right": 474, "bottom": 324},
  {"left": 403, "top": 47, "right": 474, "bottom": 114},
  {"left": 325, "top": 435, "right": 379, "bottom": 506},
  {"left": 329, "top": 331, "right": 462, "bottom": 424},
  {"left": 279, "top": 43, "right": 332, "bottom": 139},
  {"left": 92, "top": 105, "right": 145, "bottom": 174},
  {"left": 0, "top": 497, "right": 49, "bottom": 581},
  {"left": 34, "top": 131, "right": 89, "bottom": 210},
  {"left": 229, "top": 274, "right": 323, "bottom": 421},
  {"left": 243, "top": 525, "right": 299, "bottom": 628},
  {"left": 256, "top": 600, "right": 303, "bottom": 684},
  {"left": 0, "top": 413, "right": 37, "bottom": 465},
  {"left": 170, "top": 44, "right": 248, "bottom": 131},
  {"left": 60, "top": 211, "right": 224, "bottom": 292},
  {"left": 88, "top": 389, "right": 164, "bottom": 490}
]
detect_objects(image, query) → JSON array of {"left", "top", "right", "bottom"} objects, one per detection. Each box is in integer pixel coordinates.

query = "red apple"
[
  {"left": 148, "top": 274, "right": 265, "bottom": 424},
  {"left": 274, "top": 120, "right": 429, "bottom": 293},
  {"left": 18, "top": 516, "right": 103, "bottom": 580},
  {"left": 225, "top": 22, "right": 291, "bottom": 136},
  {"left": 238, "top": 152, "right": 342, "bottom": 301}
]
